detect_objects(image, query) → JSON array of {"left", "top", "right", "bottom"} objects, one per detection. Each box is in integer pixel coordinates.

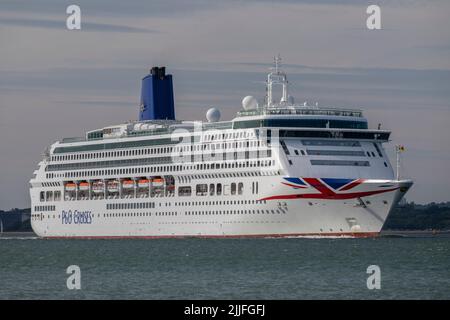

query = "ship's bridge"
[
  {"left": 237, "top": 106, "right": 363, "bottom": 118},
  {"left": 234, "top": 105, "right": 368, "bottom": 130}
]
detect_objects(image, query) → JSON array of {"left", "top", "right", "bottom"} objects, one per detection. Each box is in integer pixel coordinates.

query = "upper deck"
[
  {"left": 55, "top": 57, "right": 387, "bottom": 152},
  {"left": 59, "top": 104, "right": 368, "bottom": 142},
  {"left": 52, "top": 111, "right": 388, "bottom": 156}
]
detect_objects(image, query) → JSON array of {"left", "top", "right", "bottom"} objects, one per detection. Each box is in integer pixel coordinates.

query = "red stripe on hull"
[
  {"left": 43, "top": 232, "right": 379, "bottom": 240},
  {"left": 340, "top": 179, "right": 365, "bottom": 191},
  {"left": 260, "top": 187, "right": 399, "bottom": 201}
]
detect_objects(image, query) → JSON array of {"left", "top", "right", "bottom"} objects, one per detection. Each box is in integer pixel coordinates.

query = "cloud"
[
  {"left": 0, "top": 0, "right": 435, "bottom": 19},
  {"left": 0, "top": 0, "right": 225, "bottom": 18},
  {"left": 0, "top": 17, "right": 157, "bottom": 33}
]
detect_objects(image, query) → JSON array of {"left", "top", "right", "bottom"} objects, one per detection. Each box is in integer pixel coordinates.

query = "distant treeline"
[
  {"left": 0, "top": 208, "right": 31, "bottom": 231},
  {"left": 383, "top": 202, "right": 450, "bottom": 230},
  {"left": 1, "top": 202, "right": 450, "bottom": 232},
  {"left": 0, "top": 208, "right": 31, "bottom": 215}
]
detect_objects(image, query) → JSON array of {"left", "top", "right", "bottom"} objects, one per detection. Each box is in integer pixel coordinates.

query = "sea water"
[{"left": 0, "top": 236, "right": 448, "bottom": 299}]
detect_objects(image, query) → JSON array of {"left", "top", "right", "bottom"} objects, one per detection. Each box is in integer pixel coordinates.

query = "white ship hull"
[{"left": 30, "top": 176, "right": 412, "bottom": 238}]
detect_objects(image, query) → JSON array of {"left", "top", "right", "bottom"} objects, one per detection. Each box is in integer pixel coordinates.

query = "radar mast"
[{"left": 266, "top": 54, "right": 289, "bottom": 108}]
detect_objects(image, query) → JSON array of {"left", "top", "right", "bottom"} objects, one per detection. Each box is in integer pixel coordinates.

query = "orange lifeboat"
[
  {"left": 138, "top": 179, "right": 149, "bottom": 188},
  {"left": 65, "top": 183, "right": 76, "bottom": 192},
  {"left": 150, "top": 177, "right": 164, "bottom": 186},
  {"left": 122, "top": 180, "right": 135, "bottom": 189},
  {"left": 79, "top": 182, "right": 89, "bottom": 191}
]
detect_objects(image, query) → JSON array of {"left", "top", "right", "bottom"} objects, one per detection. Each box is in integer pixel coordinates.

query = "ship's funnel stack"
[{"left": 139, "top": 66, "right": 175, "bottom": 121}]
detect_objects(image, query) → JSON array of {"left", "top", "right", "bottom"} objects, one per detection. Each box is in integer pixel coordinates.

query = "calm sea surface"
[{"left": 0, "top": 235, "right": 449, "bottom": 299}]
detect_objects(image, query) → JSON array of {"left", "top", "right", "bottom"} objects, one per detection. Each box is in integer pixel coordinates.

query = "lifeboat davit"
[
  {"left": 107, "top": 180, "right": 120, "bottom": 192},
  {"left": 92, "top": 181, "right": 104, "bottom": 193}
]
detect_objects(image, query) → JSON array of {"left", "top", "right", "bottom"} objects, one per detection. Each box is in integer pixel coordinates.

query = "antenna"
[
  {"left": 274, "top": 54, "right": 281, "bottom": 74},
  {"left": 266, "top": 55, "right": 288, "bottom": 107}
]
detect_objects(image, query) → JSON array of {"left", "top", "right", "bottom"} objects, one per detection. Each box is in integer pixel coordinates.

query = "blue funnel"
[{"left": 139, "top": 66, "right": 175, "bottom": 121}]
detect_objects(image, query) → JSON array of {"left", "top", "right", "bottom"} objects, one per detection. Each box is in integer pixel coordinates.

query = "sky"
[{"left": 0, "top": 0, "right": 449, "bottom": 209}]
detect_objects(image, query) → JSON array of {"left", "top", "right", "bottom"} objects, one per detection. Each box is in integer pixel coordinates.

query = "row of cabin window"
[
  {"left": 185, "top": 208, "right": 285, "bottom": 215},
  {"left": 106, "top": 212, "right": 178, "bottom": 217},
  {"left": 194, "top": 140, "right": 260, "bottom": 151},
  {"left": 34, "top": 205, "right": 56, "bottom": 211},
  {"left": 204, "top": 131, "right": 254, "bottom": 141},
  {"left": 107, "top": 202, "right": 155, "bottom": 210},
  {"left": 104, "top": 208, "right": 284, "bottom": 217},
  {"left": 178, "top": 140, "right": 261, "bottom": 152},
  {"left": 48, "top": 149, "right": 272, "bottom": 172},
  {"left": 46, "top": 160, "right": 275, "bottom": 179},
  {"left": 34, "top": 208, "right": 285, "bottom": 221},
  {"left": 32, "top": 212, "right": 164, "bottom": 220},
  {"left": 53, "top": 146, "right": 174, "bottom": 161},
  {"left": 31, "top": 209, "right": 286, "bottom": 220},
  {"left": 51, "top": 139, "right": 261, "bottom": 162},
  {"left": 32, "top": 208, "right": 285, "bottom": 221},
  {"left": 40, "top": 190, "right": 61, "bottom": 202},
  {"left": 174, "top": 199, "right": 266, "bottom": 206},
  {"left": 105, "top": 212, "right": 177, "bottom": 217},
  {"left": 179, "top": 182, "right": 244, "bottom": 197}
]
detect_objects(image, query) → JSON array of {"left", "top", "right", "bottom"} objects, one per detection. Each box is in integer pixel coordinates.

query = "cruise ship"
[{"left": 30, "top": 58, "right": 413, "bottom": 238}]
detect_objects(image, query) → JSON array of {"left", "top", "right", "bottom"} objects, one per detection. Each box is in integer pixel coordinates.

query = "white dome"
[
  {"left": 206, "top": 108, "right": 221, "bottom": 122},
  {"left": 242, "top": 96, "right": 258, "bottom": 110}
]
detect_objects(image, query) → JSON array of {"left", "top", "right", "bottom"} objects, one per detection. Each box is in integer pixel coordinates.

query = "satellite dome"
[
  {"left": 242, "top": 96, "right": 258, "bottom": 110},
  {"left": 206, "top": 108, "right": 221, "bottom": 122}
]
